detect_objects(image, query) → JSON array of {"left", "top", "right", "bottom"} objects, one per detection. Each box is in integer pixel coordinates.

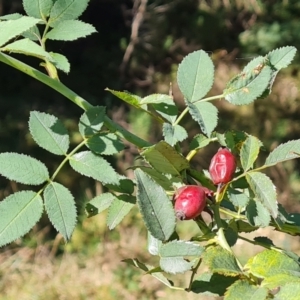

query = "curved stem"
[
  {"left": 0, "top": 52, "right": 151, "bottom": 149},
  {"left": 187, "top": 258, "right": 202, "bottom": 292}
]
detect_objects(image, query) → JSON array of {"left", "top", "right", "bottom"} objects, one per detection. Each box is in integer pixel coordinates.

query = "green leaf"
[
  {"left": 23, "top": 0, "right": 53, "bottom": 19},
  {"left": 136, "top": 166, "right": 181, "bottom": 191},
  {"left": 265, "top": 140, "right": 300, "bottom": 166},
  {"left": 86, "top": 133, "right": 124, "bottom": 155},
  {"left": 245, "top": 250, "right": 300, "bottom": 278},
  {"left": 262, "top": 273, "right": 300, "bottom": 290},
  {"left": 177, "top": 50, "right": 214, "bottom": 102},
  {"left": 0, "top": 191, "right": 43, "bottom": 247},
  {"left": 141, "top": 141, "right": 190, "bottom": 176},
  {"left": 148, "top": 231, "right": 162, "bottom": 255},
  {"left": 70, "top": 151, "right": 119, "bottom": 185},
  {"left": 227, "top": 188, "right": 249, "bottom": 208},
  {"left": 224, "top": 280, "right": 268, "bottom": 300},
  {"left": 105, "top": 176, "right": 135, "bottom": 194},
  {"left": 267, "top": 46, "right": 297, "bottom": 70},
  {"left": 186, "top": 101, "right": 218, "bottom": 137},
  {"left": 189, "top": 134, "right": 211, "bottom": 150},
  {"left": 0, "top": 153, "right": 49, "bottom": 185},
  {"left": 50, "top": 52, "right": 70, "bottom": 73},
  {"left": 223, "top": 66, "right": 272, "bottom": 105},
  {"left": 46, "top": 20, "right": 96, "bottom": 41},
  {"left": 162, "top": 123, "right": 188, "bottom": 146},
  {"left": 44, "top": 182, "right": 77, "bottom": 241},
  {"left": 246, "top": 172, "right": 278, "bottom": 218},
  {"left": 135, "top": 169, "right": 176, "bottom": 241},
  {"left": 191, "top": 272, "right": 237, "bottom": 296},
  {"left": 141, "top": 94, "right": 178, "bottom": 124},
  {"left": 235, "top": 220, "right": 258, "bottom": 233},
  {"left": 85, "top": 193, "right": 115, "bottom": 217},
  {"left": 0, "top": 16, "right": 41, "bottom": 47},
  {"left": 159, "top": 240, "right": 204, "bottom": 257},
  {"left": 22, "top": 25, "right": 41, "bottom": 41},
  {"left": 49, "top": 0, "right": 89, "bottom": 27},
  {"left": 274, "top": 282, "right": 300, "bottom": 300},
  {"left": 240, "top": 136, "right": 262, "bottom": 171},
  {"left": 1, "top": 38, "right": 52, "bottom": 60},
  {"left": 202, "top": 246, "right": 242, "bottom": 276},
  {"left": 0, "top": 13, "right": 23, "bottom": 20},
  {"left": 106, "top": 194, "right": 135, "bottom": 229},
  {"left": 246, "top": 198, "right": 271, "bottom": 227},
  {"left": 105, "top": 89, "right": 144, "bottom": 109},
  {"left": 29, "top": 111, "right": 69, "bottom": 155},
  {"left": 159, "top": 257, "right": 194, "bottom": 274},
  {"left": 79, "top": 106, "right": 106, "bottom": 137}
]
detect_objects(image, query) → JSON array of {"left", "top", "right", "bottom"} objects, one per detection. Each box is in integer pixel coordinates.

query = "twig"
[{"left": 120, "top": 0, "right": 148, "bottom": 75}]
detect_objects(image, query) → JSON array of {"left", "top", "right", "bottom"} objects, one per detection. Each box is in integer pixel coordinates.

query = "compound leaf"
[
  {"left": 106, "top": 194, "right": 135, "bottom": 229},
  {"left": 246, "top": 172, "right": 278, "bottom": 218},
  {"left": 85, "top": 192, "right": 115, "bottom": 217},
  {"left": 49, "top": 0, "right": 89, "bottom": 27},
  {"left": 46, "top": 20, "right": 96, "bottom": 41},
  {"left": 23, "top": 0, "right": 53, "bottom": 19},
  {"left": 267, "top": 46, "right": 297, "bottom": 70},
  {"left": 0, "top": 153, "right": 49, "bottom": 185},
  {"left": 50, "top": 52, "right": 70, "bottom": 73},
  {"left": 135, "top": 169, "right": 176, "bottom": 241},
  {"left": 245, "top": 250, "right": 300, "bottom": 278},
  {"left": 29, "top": 111, "right": 69, "bottom": 155},
  {"left": 187, "top": 101, "right": 218, "bottom": 137},
  {"left": 70, "top": 151, "right": 119, "bottom": 185},
  {"left": 224, "top": 66, "right": 272, "bottom": 105},
  {"left": 2, "top": 38, "right": 52, "bottom": 61},
  {"left": 44, "top": 182, "right": 77, "bottom": 241},
  {"left": 177, "top": 50, "right": 214, "bottom": 102},
  {"left": 86, "top": 133, "right": 124, "bottom": 155},
  {"left": 202, "top": 246, "right": 242, "bottom": 276},
  {"left": 0, "top": 191, "right": 43, "bottom": 247},
  {"left": 246, "top": 199, "right": 271, "bottom": 228},
  {"left": 265, "top": 139, "right": 300, "bottom": 166},
  {"left": 79, "top": 106, "right": 105, "bottom": 137},
  {"left": 240, "top": 135, "right": 262, "bottom": 171},
  {"left": 224, "top": 280, "right": 268, "bottom": 300},
  {"left": 141, "top": 141, "right": 189, "bottom": 176},
  {"left": 162, "top": 123, "right": 188, "bottom": 146},
  {"left": 0, "top": 16, "right": 40, "bottom": 47}
]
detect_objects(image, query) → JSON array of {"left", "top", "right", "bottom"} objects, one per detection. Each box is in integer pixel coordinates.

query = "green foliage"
[
  {"left": 44, "top": 182, "right": 77, "bottom": 241},
  {"left": 0, "top": 191, "right": 43, "bottom": 247},
  {"left": 29, "top": 111, "right": 70, "bottom": 155},
  {"left": 0, "top": 153, "right": 49, "bottom": 185},
  {"left": 1, "top": 1, "right": 300, "bottom": 297},
  {"left": 135, "top": 169, "right": 176, "bottom": 241}
]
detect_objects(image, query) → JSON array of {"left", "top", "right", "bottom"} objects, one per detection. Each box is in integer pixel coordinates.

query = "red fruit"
[
  {"left": 174, "top": 185, "right": 207, "bottom": 220},
  {"left": 209, "top": 148, "right": 236, "bottom": 185}
]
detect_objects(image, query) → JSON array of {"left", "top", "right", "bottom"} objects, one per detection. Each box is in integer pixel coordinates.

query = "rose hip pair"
[{"left": 174, "top": 148, "right": 236, "bottom": 220}]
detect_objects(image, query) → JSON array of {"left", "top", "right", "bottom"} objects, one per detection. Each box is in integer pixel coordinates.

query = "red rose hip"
[
  {"left": 174, "top": 185, "right": 207, "bottom": 220},
  {"left": 209, "top": 148, "right": 236, "bottom": 185}
]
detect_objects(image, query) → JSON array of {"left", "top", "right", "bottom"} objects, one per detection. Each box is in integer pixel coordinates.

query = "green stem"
[
  {"left": 174, "top": 94, "right": 224, "bottom": 126},
  {"left": 187, "top": 258, "right": 202, "bottom": 292},
  {"left": 50, "top": 140, "right": 87, "bottom": 181},
  {"left": 212, "top": 203, "right": 243, "bottom": 271},
  {"left": 0, "top": 52, "right": 151, "bottom": 149}
]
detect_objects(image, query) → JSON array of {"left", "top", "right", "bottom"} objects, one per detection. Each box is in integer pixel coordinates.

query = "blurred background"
[{"left": 0, "top": 0, "right": 300, "bottom": 299}]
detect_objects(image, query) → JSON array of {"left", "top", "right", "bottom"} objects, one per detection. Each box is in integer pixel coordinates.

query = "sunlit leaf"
[
  {"left": 162, "top": 123, "right": 188, "bottom": 146},
  {"left": 135, "top": 169, "right": 176, "bottom": 241}
]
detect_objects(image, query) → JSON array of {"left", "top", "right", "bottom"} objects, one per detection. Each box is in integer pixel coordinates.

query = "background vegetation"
[{"left": 0, "top": 0, "right": 300, "bottom": 299}]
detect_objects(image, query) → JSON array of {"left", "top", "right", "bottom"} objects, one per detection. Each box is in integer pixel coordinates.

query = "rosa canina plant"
[{"left": 1, "top": 1, "right": 300, "bottom": 299}]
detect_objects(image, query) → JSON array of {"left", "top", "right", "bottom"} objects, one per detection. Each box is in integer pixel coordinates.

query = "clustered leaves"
[{"left": 0, "top": 1, "right": 300, "bottom": 299}]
